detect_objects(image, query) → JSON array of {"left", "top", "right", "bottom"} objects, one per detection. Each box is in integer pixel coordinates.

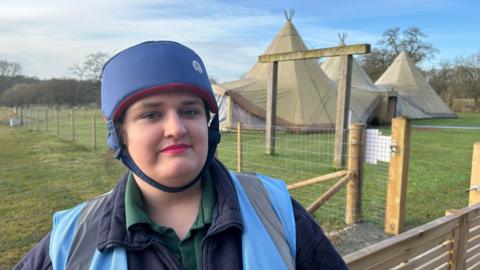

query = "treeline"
[
  {"left": 427, "top": 54, "right": 480, "bottom": 110},
  {"left": 0, "top": 78, "right": 100, "bottom": 106},
  {"left": 0, "top": 53, "right": 108, "bottom": 107}
]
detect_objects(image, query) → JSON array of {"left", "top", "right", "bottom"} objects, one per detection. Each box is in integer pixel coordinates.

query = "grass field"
[{"left": 0, "top": 107, "right": 479, "bottom": 268}]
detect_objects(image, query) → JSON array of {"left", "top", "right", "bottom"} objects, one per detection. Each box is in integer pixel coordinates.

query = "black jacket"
[{"left": 15, "top": 159, "right": 348, "bottom": 270}]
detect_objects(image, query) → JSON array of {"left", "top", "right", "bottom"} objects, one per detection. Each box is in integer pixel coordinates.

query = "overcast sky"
[{"left": 1, "top": 0, "right": 478, "bottom": 82}]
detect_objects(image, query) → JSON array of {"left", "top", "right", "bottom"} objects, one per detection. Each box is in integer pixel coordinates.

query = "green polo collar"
[{"left": 125, "top": 171, "right": 216, "bottom": 232}]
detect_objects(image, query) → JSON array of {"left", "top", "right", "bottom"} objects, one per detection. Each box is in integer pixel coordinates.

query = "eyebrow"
[{"left": 137, "top": 98, "right": 203, "bottom": 109}]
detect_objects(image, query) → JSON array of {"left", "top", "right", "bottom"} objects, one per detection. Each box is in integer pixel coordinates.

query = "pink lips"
[{"left": 160, "top": 143, "right": 191, "bottom": 154}]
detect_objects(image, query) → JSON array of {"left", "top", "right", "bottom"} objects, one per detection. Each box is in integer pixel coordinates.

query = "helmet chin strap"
[{"left": 116, "top": 115, "right": 221, "bottom": 193}]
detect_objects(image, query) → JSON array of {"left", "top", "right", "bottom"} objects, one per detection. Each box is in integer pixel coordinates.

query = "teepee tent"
[
  {"left": 375, "top": 52, "right": 456, "bottom": 119},
  {"left": 214, "top": 16, "right": 340, "bottom": 130},
  {"left": 321, "top": 52, "right": 384, "bottom": 124}
]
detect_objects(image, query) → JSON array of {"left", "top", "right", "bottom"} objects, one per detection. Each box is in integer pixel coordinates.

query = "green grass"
[
  {"left": 412, "top": 112, "right": 480, "bottom": 126},
  {"left": 406, "top": 113, "right": 480, "bottom": 227},
  {"left": 0, "top": 108, "right": 123, "bottom": 268},
  {"left": 1, "top": 107, "right": 479, "bottom": 268}
]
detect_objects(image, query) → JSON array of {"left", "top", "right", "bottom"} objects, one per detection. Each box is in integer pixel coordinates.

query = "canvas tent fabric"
[
  {"left": 214, "top": 20, "right": 341, "bottom": 130},
  {"left": 321, "top": 55, "right": 384, "bottom": 124},
  {"left": 375, "top": 52, "right": 456, "bottom": 119}
]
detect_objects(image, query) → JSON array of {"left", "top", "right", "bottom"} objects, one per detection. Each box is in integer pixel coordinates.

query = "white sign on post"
[{"left": 364, "top": 129, "right": 392, "bottom": 164}]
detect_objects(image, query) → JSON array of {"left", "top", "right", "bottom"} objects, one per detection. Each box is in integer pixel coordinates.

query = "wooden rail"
[
  {"left": 307, "top": 174, "right": 352, "bottom": 214},
  {"left": 344, "top": 203, "right": 480, "bottom": 270},
  {"left": 287, "top": 170, "right": 348, "bottom": 190}
]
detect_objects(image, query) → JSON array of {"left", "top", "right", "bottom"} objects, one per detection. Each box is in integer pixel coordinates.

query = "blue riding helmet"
[{"left": 101, "top": 41, "right": 221, "bottom": 193}]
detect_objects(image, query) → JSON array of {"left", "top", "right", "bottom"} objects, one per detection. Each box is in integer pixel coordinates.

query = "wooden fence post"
[
  {"left": 29, "top": 109, "right": 33, "bottom": 129},
  {"left": 265, "top": 61, "right": 278, "bottom": 155},
  {"left": 385, "top": 117, "right": 411, "bottom": 235},
  {"left": 19, "top": 107, "right": 23, "bottom": 125},
  {"left": 71, "top": 109, "right": 75, "bottom": 142},
  {"left": 44, "top": 109, "right": 48, "bottom": 131},
  {"left": 237, "top": 122, "right": 243, "bottom": 172},
  {"left": 36, "top": 109, "right": 39, "bottom": 131},
  {"left": 55, "top": 109, "right": 59, "bottom": 136},
  {"left": 469, "top": 142, "right": 480, "bottom": 206},
  {"left": 92, "top": 115, "right": 97, "bottom": 149},
  {"left": 450, "top": 212, "right": 468, "bottom": 269},
  {"left": 346, "top": 123, "right": 365, "bottom": 225},
  {"left": 334, "top": 54, "right": 353, "bottom": 168}
]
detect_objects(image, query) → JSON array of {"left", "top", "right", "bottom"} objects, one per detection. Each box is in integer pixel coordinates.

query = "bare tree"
[
  {"left": 360, "top": 26, "right": 438, "bottom": 81},
  {"left": 84, "top": 52, "right": 110, "bottom": 80},
  {"left": 454, "top": 52, "right": 480, "bottom": 111},
  {"left": 69, "top": 52, "right": 110, "bottom": 81},
  {"left": 69, "top": 63, "right": 86, "bottom": 81},
  {"left": 0, "top": 60, "right": 22, "bottom": 77},
  {"left": 378, "top": 27, "right": 438, "bottom": 64},
  {"left": 428, "top": 60, "right": 457, "bottom": 106},
  {"left": 359, "top": 48, "right": 395, "bottom": 81}
]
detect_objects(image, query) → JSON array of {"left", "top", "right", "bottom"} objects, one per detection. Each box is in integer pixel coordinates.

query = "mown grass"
[
  {"left": 1, "top": 107, "right": 479, "bottom": 268},
  {"left": 0, "top": 108, "right": 124, "bottom": 268},
  {"left": 413, "top": 112, "right": 480, "bottom": 127},
  {"left": 406, "top": 113, "right": 480, "bottom": 228}
]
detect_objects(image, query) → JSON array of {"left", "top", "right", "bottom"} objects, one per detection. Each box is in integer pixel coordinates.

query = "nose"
[{"left": 163, "top": 111, "right": 187, "bottom": 138}]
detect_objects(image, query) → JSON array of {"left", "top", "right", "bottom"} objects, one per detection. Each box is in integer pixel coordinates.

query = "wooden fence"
[
  {"left": 344, "top": 142, "right": 480, "bottom": 270},
  {"left": 16, "top": 106, "right": 412, "bottom": 234},
  {"left": 16, "top": 107, "right": 101, "bottom": 149},
  {"left": 345, "top": 203, "right": 480, "bottom": 270}
]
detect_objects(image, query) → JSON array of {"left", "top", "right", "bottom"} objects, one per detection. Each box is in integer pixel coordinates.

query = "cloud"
[{"left": 0, "top": 0, "right": 474, "bottom": 80}]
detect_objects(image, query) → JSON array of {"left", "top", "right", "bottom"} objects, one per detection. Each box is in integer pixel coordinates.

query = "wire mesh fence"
[
  {"left": 217, "top": 124, "right": 350, "bottom": 230},
  {"left": 1, "top": 106, "right": 394, "bottom": 266},
  {"left": 20, "top": 107, "right": 109, "bottom": 151}
]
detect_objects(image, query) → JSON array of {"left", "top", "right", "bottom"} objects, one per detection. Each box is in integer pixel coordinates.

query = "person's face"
[{"left": 121, "top": 92, "right": 209, "bottom": 188}]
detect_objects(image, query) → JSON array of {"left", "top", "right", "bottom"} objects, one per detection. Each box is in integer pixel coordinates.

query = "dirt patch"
[{"left": 327, "top": 223, "right": 390, "bottom": 256}]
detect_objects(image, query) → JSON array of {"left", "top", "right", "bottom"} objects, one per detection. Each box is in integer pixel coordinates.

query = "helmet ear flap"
[{"left": 107, "top": 120, "right": 122, "bottom": 151}]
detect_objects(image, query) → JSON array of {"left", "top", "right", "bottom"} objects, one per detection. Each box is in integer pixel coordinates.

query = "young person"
[{"left": 15, "top": 41, "right": 347, "bottom": 270}]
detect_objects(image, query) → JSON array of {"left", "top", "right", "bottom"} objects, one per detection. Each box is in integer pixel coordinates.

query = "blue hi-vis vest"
[{"left": 49, "top": 172, "right": 296, "bottom": 270}]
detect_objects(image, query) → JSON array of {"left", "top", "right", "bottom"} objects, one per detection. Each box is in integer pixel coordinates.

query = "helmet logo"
[{"left": 192, "top": 60, "right": 203, "bottom": 74}]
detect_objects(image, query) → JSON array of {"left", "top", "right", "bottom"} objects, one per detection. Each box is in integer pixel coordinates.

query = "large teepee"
[
  {"left": 375, "top": 52, "right": 456, "bottom": 119},
  {"left": 321, "top": 45, "right": 384, "bottom": 123},
  {"left": 214, "top": 16, "right": 340, "bottom": 130}
]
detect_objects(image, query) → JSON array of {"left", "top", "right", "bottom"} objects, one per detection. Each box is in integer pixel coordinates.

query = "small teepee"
[{"left": 375, "top": 52, "right": 456, "bottom": 119}]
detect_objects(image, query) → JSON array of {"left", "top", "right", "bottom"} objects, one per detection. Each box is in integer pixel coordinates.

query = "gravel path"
[{"left": 328, "top": 223, "right": 390, "bottom": 256}]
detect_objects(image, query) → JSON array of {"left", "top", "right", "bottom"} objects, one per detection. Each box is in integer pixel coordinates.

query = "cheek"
[
  {"left": 122, "top": 125, "right": 154, "bottom": 152},
  {"left": 193, "top": 123, "right": 209, "bottom": 153}
]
